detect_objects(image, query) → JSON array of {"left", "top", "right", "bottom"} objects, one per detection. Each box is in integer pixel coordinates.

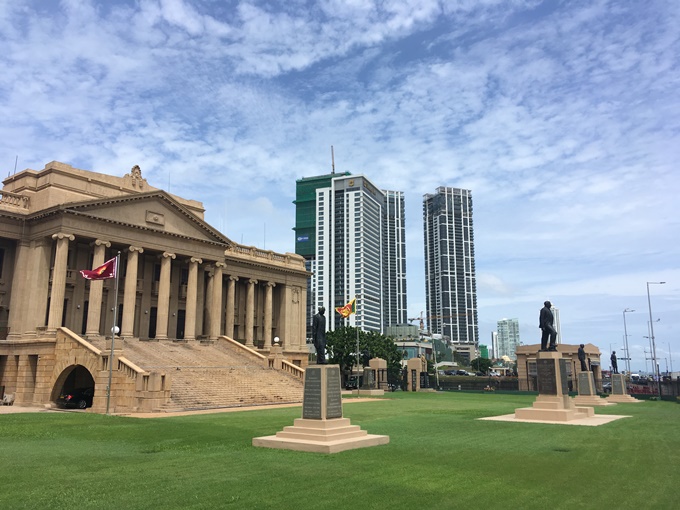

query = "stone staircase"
[{"left": 90, "top": 337, "right": 304, "bottom": 411}]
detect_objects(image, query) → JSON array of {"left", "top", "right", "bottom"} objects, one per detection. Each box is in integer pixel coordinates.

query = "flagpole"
[
  {"left": 105, "top": 251, "right": 121, "bottom": 416},
  {"left": 355, "top": 296, "right": 360, "bottom": 396}
]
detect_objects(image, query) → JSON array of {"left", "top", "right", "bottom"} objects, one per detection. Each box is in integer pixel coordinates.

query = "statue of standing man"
[
  {"left": 312, "top": 306, "right": 327, "bottom": 364},
  {"left": 539, "top": 300, "right": 557, "bottom": 351}
]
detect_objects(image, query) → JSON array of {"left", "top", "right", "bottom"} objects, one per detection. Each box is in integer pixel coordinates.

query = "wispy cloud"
[{"left": 1, "top": 0, "right": 678, "bottom": 370}]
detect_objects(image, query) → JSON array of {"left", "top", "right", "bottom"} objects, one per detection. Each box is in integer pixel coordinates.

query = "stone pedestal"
[
  {"left": 253, "top": 365, "right": 389, "bottom": 453},
  {"left": 406, "top": 357, "right": 431, "bottom": 392},
  {"left": 573, "top": 371, "right": 616, "bottom": 406},
  {"left": 352, "top": 367, "right": 385, "bottom": 396},
  {"left": 515, "top": 351, "right": 595, "bottom": 422},
  {"left": 606, "top": 373, "right": 642, "bottom": 403},
  {"left": 265, "top": 343, "right": 284, "bottom": 370}
]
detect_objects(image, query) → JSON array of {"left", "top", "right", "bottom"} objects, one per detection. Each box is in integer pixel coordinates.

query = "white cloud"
[{"left": 1, "top": 0, "right": 679, "bottom": 371}]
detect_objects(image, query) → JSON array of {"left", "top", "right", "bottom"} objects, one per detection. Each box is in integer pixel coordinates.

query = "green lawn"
[{"left": 1, "top": 392, "right": 678, "bottom": 509}]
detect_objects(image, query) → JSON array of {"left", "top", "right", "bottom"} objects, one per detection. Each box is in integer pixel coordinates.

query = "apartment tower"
[
  {"left": 496, "top": 318, "right": 521, "bottom": 359},
  {"left": 423, "top": 186, "right": 478, "bottom": 344}
]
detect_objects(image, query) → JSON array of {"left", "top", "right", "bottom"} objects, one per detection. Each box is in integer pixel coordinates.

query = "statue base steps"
[
  {"left": 515, "top": 395, "right": 595, "bottom": 422},
  {"left": 573, "top": 395, "right": 617, "bottom": 406},
  {"left": 351, "top": 389, "right": 384, "bottom": 396},
  {"left": 253, "top": 418, "right": 389, "bottom": 453},
  {"left": 606, "top": 394, "right": 642, "bottom": 403}
]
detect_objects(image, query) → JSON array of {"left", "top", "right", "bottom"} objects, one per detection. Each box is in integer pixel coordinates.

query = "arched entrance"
[{"left": 51, "top": 365, "right": 96, "bottom": 408}]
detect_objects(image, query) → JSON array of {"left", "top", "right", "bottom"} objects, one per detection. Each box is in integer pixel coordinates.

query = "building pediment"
[{"left": 61, "top": 192, "right": 232, "bottom": 245}]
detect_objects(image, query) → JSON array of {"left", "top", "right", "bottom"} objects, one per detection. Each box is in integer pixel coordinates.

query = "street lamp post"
[
  {"left": 623, "top": 308, "right": 634, "bottom": 376},
  {"left": 646, "top": 281, "right": 665, "bottom": 398}
]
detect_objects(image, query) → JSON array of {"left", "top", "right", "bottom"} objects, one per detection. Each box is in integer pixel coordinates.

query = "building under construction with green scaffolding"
[
  {"left": 293, "top": 170, "right": 407, "bottom": 338},
  {"left": 293, "top": 172, "right": 351, "bottom": 339}
]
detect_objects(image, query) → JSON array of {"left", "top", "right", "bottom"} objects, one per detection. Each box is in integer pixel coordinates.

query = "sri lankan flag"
[
  {"left": 80, "top": 257, "right": 117, "bottom": 280},
  {"left": 335, "top": 298, "right": 356, "bottom": 318}
]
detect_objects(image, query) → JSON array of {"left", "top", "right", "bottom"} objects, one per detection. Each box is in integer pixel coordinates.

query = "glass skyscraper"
[{"left": 423, "top": 186, "right": 478, "bottom": 344}]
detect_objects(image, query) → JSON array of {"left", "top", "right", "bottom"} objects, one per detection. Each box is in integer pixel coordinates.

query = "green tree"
[
  {"left": 470, "top": 357, "right": 493, "bottom": 373},
  {"left": 326, "top": 327, "right": 402, "bottom": 378}
]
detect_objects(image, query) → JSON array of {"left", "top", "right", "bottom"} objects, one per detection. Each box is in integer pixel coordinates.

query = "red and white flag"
[{"left": 80, "top": 257, "right": 117, "bottom": 280}]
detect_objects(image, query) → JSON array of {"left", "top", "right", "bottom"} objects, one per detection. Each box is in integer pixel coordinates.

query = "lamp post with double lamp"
[
  {"left": 622, "top": 308, "right": 634, "bottom": 376},
  {"left": 647, "top": 281, "right": 665, "bottom": 398}
]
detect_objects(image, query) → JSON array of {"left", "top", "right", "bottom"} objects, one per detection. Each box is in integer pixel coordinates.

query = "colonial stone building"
[{"left": 0, "top": 161, "right": 309, "bottom": 412}]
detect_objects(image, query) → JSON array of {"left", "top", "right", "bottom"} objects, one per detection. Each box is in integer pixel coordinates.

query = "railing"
[
  {"left": 0, "top": 190, "right": 30, "bottom": 210},
  {"left": 225, "top": 245, "right": 306, "bottom": 269},
  {"left": 281, "top": 360, "right": 305, "bottom": 379},
  {"left": 218, "top": 336, "right": 267, "bottom": 360},
  {"left": 118, "top": 356, "right": 149, "bottom": 381}
]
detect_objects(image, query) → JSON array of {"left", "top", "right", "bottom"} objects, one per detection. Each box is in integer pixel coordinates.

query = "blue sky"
[{"left": 2, "top": 0, "right": 679, "bottom": 373}]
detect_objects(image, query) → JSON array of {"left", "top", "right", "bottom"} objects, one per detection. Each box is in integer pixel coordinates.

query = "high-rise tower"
[
  {"left": 382, "top": 189, "right": 407, "bottom": 329},
  {"left": 299, "top": 174, "right": 406, "bottom": 333},
  {"left": 423, "top": 186, "right": 478, "bottom": 344},
  {"left": 496, "top": 318, "right": 521, "bottom": 359},
  {"left": 293, "top": 172, "right": 350, "bottom": 340}
]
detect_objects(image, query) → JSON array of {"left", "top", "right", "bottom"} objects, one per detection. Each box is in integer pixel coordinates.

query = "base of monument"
[
  {"left": 351, "top": 389, "right": 385, "bottom": 396},
  {"left": 252, "top": 418, "right": 390, "bottom": 453},
  {"left": 573, "top": 395, "right": 617, "bottom": 406},
  {"left": 514, "top": 395, "right": 595, "bottom": 422},
  {"left": 606, "top": 394, "right": 642, "bottom": 403}
]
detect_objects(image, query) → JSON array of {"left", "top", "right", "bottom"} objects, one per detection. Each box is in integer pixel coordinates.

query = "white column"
[
  {"left": 184, "top": 257, "right": 202, "bottom": 341},
  {"left": 264, "top": 282, "right": 276, "bottom": 349},
  {"left": 85, "top": 240, "right": 111, "bottom": 338},
  {"left": 121, "top": 246, "right": 143, "bottom": 337},
  {"left": 245, "top": 279, "right": 258, "bottom": 347},
  {"left": 7, "top": 241, "right": 31, "bottom": 340},
  {"left": 155, "top": 252, "right": 175, "bottom": 340},
  {"left": 210, "top": 262, "right": 225, "bottom": 340},
  {"left": 225, "top": 275, "right": 239, "bottom": 339},
  {"left": 47, "top": 233, "right": 75, "bottom": 333}
]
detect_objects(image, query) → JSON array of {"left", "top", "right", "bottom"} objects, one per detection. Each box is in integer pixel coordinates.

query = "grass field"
[{"left": 1, "top": 392, "right": 678, "bottom": 509}]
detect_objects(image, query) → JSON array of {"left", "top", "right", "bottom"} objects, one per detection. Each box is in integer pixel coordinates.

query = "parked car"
[
  {"left": 456, "top": 370, "right": 470, "bottom": 376},
  {"left": 387, "top": 382, "right": 400, "bottom": 392},
  {"left": 344, "top": 375, "right": 362, "bottom": 390},
  {"left": 602, "top": 382, "right": 612, "bottom": 393},
  {"left": 57, "top": 387, "right": 94, "bottom": 409}
]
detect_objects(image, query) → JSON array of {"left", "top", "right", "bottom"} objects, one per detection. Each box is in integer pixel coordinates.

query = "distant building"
[
  {"left": 496, "top": 318, "right": 521, "bottom": 359},
  {"left": 552, "top": 305, "right": 562, "bottom": 344},
  {"left": 293, "top": 172, "right": 350, "bottom": 340},
  {"left": 491, "top": 331, "right": 498, "bottom": 359},
  {"left": 301, "top": 174, "right": 407, "bottom": 333},
  {"left": 423, "top": 187, "right": 478, "bottom": 344},
  {"left": 385, "top": 324, "right": 420, "bottom": 340},
  {"left": 452, "top": 342, "right": 478, "bottom": 365}
]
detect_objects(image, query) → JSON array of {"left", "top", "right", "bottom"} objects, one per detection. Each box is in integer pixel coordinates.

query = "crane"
[{"left": 407, "top": 311, "right": 474, "bottom": 332}]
